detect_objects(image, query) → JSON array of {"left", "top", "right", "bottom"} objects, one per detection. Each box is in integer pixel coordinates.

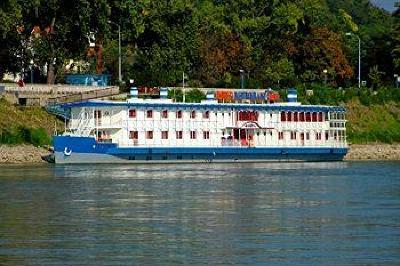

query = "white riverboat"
[{"left": 53, "top": 87, "right": 348, "bottom": 164}]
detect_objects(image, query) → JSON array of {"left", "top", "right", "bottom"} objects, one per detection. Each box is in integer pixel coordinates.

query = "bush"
[
  {"left": 30, "top": 128, "right": 51, "bottom": 146},
  {"left": 0, "top": 127, "right": 51, "bottom": 146},
  {"left": 0, "top": 128, "right": 24, "bottom": 144}
]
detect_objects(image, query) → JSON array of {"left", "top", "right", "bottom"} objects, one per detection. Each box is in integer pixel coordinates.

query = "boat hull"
[{"left": 54, "top": 136, "right": 348, "bottom": 164}]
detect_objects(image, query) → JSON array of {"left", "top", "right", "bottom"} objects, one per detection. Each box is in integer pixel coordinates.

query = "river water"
[{"left": 0, "top": 162, "right": 399, "bottom": 265}]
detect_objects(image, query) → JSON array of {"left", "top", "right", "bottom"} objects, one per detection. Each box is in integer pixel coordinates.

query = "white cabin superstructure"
[{"left": 66, "top": 102, "right": 347, "bottom": 149}]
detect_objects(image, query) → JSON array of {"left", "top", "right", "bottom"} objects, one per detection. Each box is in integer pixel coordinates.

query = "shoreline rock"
[
  {"left": 345, "top": 144, "right": 400, "bottom": 161},
  {"left": 0, "top": 145, "right": 50, "bottom": 164},
  {"left": 1, "top": 144, "right": 399, "bottom": 164}
]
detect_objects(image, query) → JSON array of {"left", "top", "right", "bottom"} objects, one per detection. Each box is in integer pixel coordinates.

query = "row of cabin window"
[
  {"left": 130, "top": 130, "right": 333, "bottom": 141},
  {"left": 278, "top": 131, "right": 327, "bottom": 141},
  {"left": 330, "top": 112, "right": 345, "bottom": 120},
  {"left": 129, "top": 130, "right": 210, "bottom": 140},
  {"left": 129, "top": 109, "right": 210, "bottom": 119},
  {"left": 281, "top": 112, "right": 326, "bottom": 122},
  {"left": 129, "top": 110, "right": 261, "bottom": 120},
  {"left": 330, "top": 122, "right": 345, "bottom": 128}
]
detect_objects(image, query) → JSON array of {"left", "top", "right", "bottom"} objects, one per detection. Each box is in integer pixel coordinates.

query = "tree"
[
  {"left": 368, "top": 65, "right": 385, "bottom": 89},
  {"left": 264, "top": 58, "right": 296, "bottom": 87},
  {"left": 185, "top": 88, "right": 206, "bottom": 103},
  {"left": 393, "top": 2, "right": 400, "bottom": 72},
  {"left": 1, "top": 0, "right": 112, "bottom": 84},
  {"left": 0, "top": 0, "right": 397, "bottom": 88},
  {"left": 296, "top": 27, "right": 353, "bottom": 85},
  {"left": 0, "top": 0, "right": 23, "bottom": 79},
  {"left": 198, "top": 32, "right": 251, "bottom": 87}
]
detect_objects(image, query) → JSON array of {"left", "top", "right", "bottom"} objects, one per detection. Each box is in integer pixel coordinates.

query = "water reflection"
[{"left": 0, "top": 162, "right": 399, "bottom": 265}]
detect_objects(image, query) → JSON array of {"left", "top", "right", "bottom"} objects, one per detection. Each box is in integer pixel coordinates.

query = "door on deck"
[
  {"left": 95, "top": 110, "right": 102, "bottom": 126},
  {"left": 300, "top": 132, "right": 305, "bottom": 146}
]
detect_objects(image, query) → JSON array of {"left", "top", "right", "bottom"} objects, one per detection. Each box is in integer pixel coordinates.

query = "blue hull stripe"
[{"left": 54, "top": 136, "right": 347, "bottom": 163}]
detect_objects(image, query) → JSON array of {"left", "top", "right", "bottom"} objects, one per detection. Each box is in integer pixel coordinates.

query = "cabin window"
[
  {"left": 203, "top": 111, "right": 210, "bottom": 119},
  {"left": 238, "top": 111, "right": 258, "bottom": 121},
  {"left": 316, "top": 132, "right": 322, "bottom": 140},
  {"left": 190, "top": 111, "right": 196, "bottom": 119},
  {"left": 312, "top": 112, "right": 318, "bottom": 122},
  {"left": 278, "top": 132, "right": 284, "bottom": 140},
  {"left": 129, "top": 131, "right": 138, "bottom": 140},
  {"left": 306, "top": 112, "right": 311, "bottom": 122},
  {"left": 146, "top": 131, "right": 153, "bottom": 139},
  {"left": 306, "top": 132, "right": 310, "bottom": 140},
  {"left": 94, "top": 110, "right": 102, "bottom": 118},
  {"left": 299, "top": 112, "right": 305, "bottom": 122},
  {"left": 290, "top": 132, "right": 297, "bottom": 140},
  {"left": 146, "top": 110, "right": 153, "bottom": 118},
  {"left": 294, "top": 112, "right": 298, "bottom": 122},
  {"left": 129, "top": 109, "right": 136, "bottom": 118},
  {"left": 287, "top": 112, "right": 292, "bottom": 122},
  {"left": 319, "top": 112, "right": 323, "bottom": 122},
  {"left": 176, "top": 110, "right": 182, "bottom": 119},
  {"left": 203, "top": 131, "right": 210, "bottom": 139},
  {"left": 162, "top": 110, "right": 168, "bottom": 119},
  {"left": 190, "top": 131, "right": 196, "bottom": 139},
  {"left": 325, "top": 131, "right": 329, "bottom": 140},
  {"left": 176, "top": 131, "right": 183, "bottom": 139},
  {"left": 161, "top": 131, "right": 168, "bottom": 139},
  {"left": 281, "top": 112, "right": 286, "bottom": 122}
]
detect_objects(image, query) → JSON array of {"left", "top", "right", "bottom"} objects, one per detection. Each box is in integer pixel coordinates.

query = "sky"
[{"left": 371, "top": 0, "right": 397, "bottom": 12}]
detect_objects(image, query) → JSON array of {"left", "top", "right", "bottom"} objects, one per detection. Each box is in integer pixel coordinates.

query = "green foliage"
[
  {"left": 168, "top": 88, "right": 183, "bottom": 102},
  {"left": 264, "top": 58, "right": 296, "bottom": 87},
  {"left": 392, "top": 4, "right": 400, "bottom": 72},
  {"left": 0, "top": 127, "right": 51, "bottom": 146},
  {"left": 0, "top": 0, "right": 397, "bottom": 89},
  {"left": 346, "top": 101, "right": 400, "bottom": 144},
  {"left": 368, "top": 65, "right": 385, "bottom": 89},
  {"left": 296, "top": 85, "right": 400, "bottom": 107},
  {"left": 185, "top": 88, "right": 206, "bottom": 103}
]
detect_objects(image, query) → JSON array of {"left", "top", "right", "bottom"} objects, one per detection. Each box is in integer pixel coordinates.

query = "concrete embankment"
[
  {"left": 0, "top": 145, "right": 49, "bottom": 164},
  {"left": 0, "top": 144, "right": 399, "bottom": 164},
  {"left": 345, "top": 144, "right": 400, "bottom": 161}
]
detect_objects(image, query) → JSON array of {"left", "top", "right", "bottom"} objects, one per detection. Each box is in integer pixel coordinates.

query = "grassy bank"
[
  {"left": 0, "top": 97, "right": 63, "bottom": 146},
  {"left": 290, "top": 86, "right": 400, "bottom": 144},
  {"left": 346, "top": 100, "right": 400, "bottom": 144}
]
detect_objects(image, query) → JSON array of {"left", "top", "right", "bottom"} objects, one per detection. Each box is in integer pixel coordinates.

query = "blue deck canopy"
[{"left": 58, "top": 100, "right": 346, "bottom": 113}]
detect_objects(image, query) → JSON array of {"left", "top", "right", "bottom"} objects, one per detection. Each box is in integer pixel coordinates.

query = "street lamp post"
[
  {"left": 323, "top": 69, "right": 328, "bottom": 85},
  {"left": 30, "top": 60, "right": 34, "bottom": 84},
  {"left": 240, "top": 69, "right": 245, "bottom": 89},
  {"left": 346, "top": 32, "right": 361, "bottom": 88},
  {"left": 109, "top": 21, "right": 122, "bottom": 84}
]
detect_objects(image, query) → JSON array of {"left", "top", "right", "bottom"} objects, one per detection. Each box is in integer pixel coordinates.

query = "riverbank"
[
  {"left": 345, "top": 144, "right": 400, "bottom": 161},
  {"left": 1, "top": 144, "right": 400, "bottom": 164},
  {"left": 0, "top": 145, "right": 49, "bottom": 164}
]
